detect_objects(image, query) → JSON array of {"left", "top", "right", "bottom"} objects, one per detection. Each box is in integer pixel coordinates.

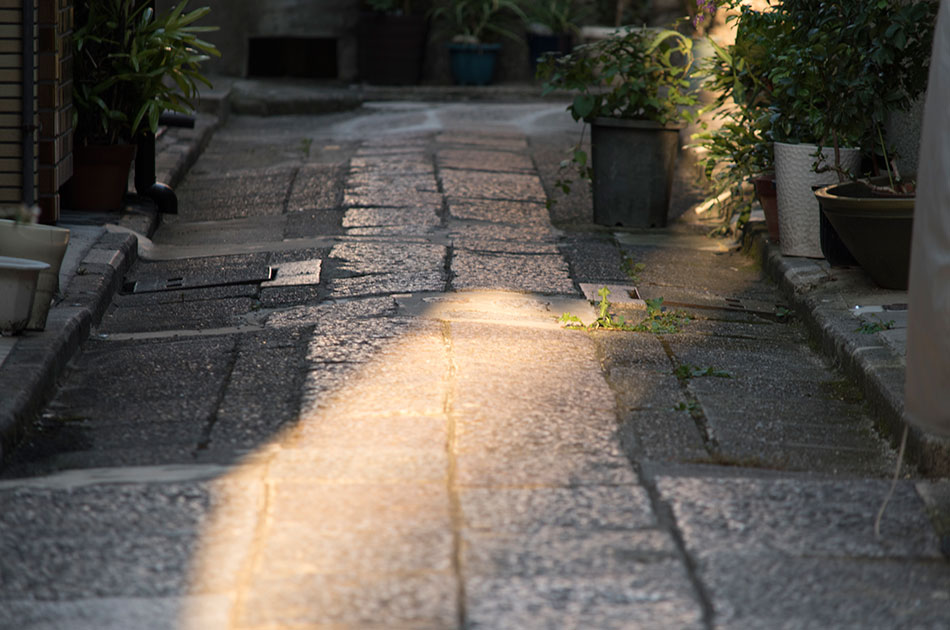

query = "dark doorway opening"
[{"left": 247, "top": 37, "right": 337, "bottom": 79}]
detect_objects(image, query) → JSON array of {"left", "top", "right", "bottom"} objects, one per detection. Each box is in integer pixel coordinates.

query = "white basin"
[{"left": 0, "top": 256, "right": 50, "bottom": 334}]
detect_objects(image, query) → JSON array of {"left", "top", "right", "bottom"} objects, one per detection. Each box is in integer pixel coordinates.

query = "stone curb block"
[{"left": 745, "top": 224, "right": 950, "bottom": 476}]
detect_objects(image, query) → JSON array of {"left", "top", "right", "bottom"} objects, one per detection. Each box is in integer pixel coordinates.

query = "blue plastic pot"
[{"left": 448, "top": 43, "right": 501, "bottom": 86}]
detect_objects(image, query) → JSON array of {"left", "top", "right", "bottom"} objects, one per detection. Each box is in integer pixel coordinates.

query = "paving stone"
[
  {"left": 701, "top": 552, "right": 950, "bottom": 630},
  {"left": 330, "top": 241, "right": 447, "bottom": 275},
  {"left": 98, "top": 297, "right": 257, "bottom": 334},
  {"left": 287, "top": 164, "right": 345, "bottom": 210},
  {"left": 437, "top": 148, "right": 535, "bottom": 173},
  {"left": 619, "top": 409, "right": 711, "bottom": 463},
  {"left": 435, "top": 131, "right": 529, "bottom": 150},
  {"left": 350, "top": 154, "right": 433, "bottom": 175},
  {"left": 447, "top": 198, "right": 552, "bottom": 225},
  {"left": 440, "top": 169, "right": 547, "bottom": 202},
  {"left": 0, "top": 596, "right": 232, "bottom": 630},
  {"left": 342, "top": 206, "right": 441, "bottom": 230},
  {"left": 238, "top": 572, "right": 457, "bottom": 628},
  {"left": 456, "top": 446, "right": 637, "bottom": 488},
  {"left": 266, "top": 446, "right": 448, "bottom": 484},
  {"left": 452, "top": 250, "right": 575, "bottom": 294},
  {"left": 462, "top": 528, "right": 678, "bottom": 577},
  {"left": 465, "top": 572, "right": 704, "bottom": 630},
  {"left": 657, "top": 475, "right": 944, "bottom": 559},
  {"left": 460, "top": 485, "right": 657, "bottom": 533},
  {"left": 283, "top": 208, "right": 345, "bottom": 237},
  {"left": 255, "top": 517, "right": 454, "bottom": 575}
]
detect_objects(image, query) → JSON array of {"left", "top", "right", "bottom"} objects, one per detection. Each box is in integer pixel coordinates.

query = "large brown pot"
[
  {"left": 66, "top": 144, "right": 136, "bottom": 211},
  {"left": 814, "top": 179, "right": 915, "bottom": 290}
]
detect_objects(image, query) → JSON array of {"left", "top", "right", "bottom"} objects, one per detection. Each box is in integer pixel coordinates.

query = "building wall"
[
  {"left": 155, "top": 0, "right": 359, "bottom": 80},
  {"left": 37, "top": 0, "right": 72, "bottom": 223},
  {"left": 0, "top": 1, "right": 37, "bottom": 209}
]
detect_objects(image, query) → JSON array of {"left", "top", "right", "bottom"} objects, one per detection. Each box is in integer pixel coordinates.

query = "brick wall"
[
  {"left": 0, "top": 1, "right": 37, "bottom": 208},
  {"left": 0, "top": 1, "right": 71, "bottom": 225},
  {"left": 37, "top": 0, "right": 72, "bottom": 223}
]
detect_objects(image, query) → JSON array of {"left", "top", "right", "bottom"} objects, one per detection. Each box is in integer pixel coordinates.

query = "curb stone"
[{"left": 744, "top": 223, "right": 950, "bottom": 476}]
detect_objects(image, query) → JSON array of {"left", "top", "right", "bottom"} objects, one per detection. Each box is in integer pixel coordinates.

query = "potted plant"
[
  {"left": 808, "top": 0, "right": 937, "bottom": 289},
  {"left": 522, "top": 0, "right": 587, "bottom": 76},
  {"left": 68, "top": 0, "right": 219, "bottom": 212},
  {"left": 694, "top": 0, "right": 777, "bottom": 238},
  {"left": 357, "top": 0, "right": 429, "bottom": 85},
  {"left": 537, "top": 25, "right": 697, "bottom": 227},
  {"left": 430, "top": 0, "right": 527, "bottom": 85}
]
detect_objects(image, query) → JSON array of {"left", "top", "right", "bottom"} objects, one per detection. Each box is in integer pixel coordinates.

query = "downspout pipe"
[{"left": 21, "top": 0, "right": 35, "bottom": 206}]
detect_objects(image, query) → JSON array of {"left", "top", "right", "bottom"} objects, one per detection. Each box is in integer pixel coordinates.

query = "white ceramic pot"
[
  {"left": 0, "top": 256, "right": 50, "bottom": 334},
  {"left": 773, "top": 141, "right": 862, "bottom": 258},
  {"left": 0, "top": 219, "right": 70, "bottom": 330}
]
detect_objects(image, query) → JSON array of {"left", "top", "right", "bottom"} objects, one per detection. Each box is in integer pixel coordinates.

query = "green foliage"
[
  {"left": 855, "top": 317, "right": 895, "bottom": 335},
  {"left": 558, "top": 288, "right": 689, "bottom": 334},
  {"left": 621, "top": 255, "right": 645, "bottom": 284},
  {"left": 538, "top": 26, "right": 697, "bottom": 125},
  {"left": 430, "top": 0, "right": 527, "bottom": 43},
  {"left": 364, "top": 0, "right": 414, "bottom": 15},
  {"left": 674, "top": 400, "right": 700, "bottom": 413},
  {"left": 766, "top": 0, "right": 937, "bottom": 178},
  {"left": 636, "top": 297, "right": 690, "bottom": 334},
  {"left": 673, "top": 364, "right": 733, "bottom": 380},
  {"left": 538, "top": 26, "right": 698, "bottom": 201},
  {"left": 522, "top": 0, "right": 588, "bottom": 36},
  {"left": 73, "top": 0, "right": 219, "bottom": 146},
  {"left": 693, "top": 3, "right": 778, "bottom": 235}
]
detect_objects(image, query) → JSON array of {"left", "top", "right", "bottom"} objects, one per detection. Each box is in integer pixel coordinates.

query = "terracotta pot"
[
  {"left": 752, "top": 173, "right": 779, "bottom": 242},
  {"left": 67, "top": 144, "right": 136, "bottom": 211}
]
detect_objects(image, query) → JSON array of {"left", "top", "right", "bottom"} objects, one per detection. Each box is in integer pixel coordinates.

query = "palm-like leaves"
[{"left": 74, "top": 0, "right": 220, "bottom": 145}]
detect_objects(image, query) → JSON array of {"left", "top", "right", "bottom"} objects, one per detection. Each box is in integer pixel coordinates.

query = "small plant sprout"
[
  {"left": 621, "top": 255, "right": 646, "bottom": 285},
  {"left": 855, "top": 316, "right": 895, "bottom": 335},
  {"left": 674, "top": 364, "right": 732, "bottom": 380},
  {"left": 557, "top": 287, "right": 689, "bottom": 333}
]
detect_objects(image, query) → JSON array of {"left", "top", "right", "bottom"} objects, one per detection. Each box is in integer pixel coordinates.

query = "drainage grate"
[{"left": 124, "top": 267, "right": 275, "bottom": 294}]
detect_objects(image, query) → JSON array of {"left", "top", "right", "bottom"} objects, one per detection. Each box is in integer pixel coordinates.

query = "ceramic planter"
[
  {"left": 590, "top": 117, "right": 680, "bottom": 228},
  {"left": 0, "top": 219, "right": 70, "bottom": 330},
  {"left": 752, "top": 173, "right": 779, "bottom": 242},
  {"left": 0, "top": 256, "right": 50, "bottom": 334},
  {"left": 814, "top": 180, "right": 914, "bottom": 290},
  {"left": 448, "top": 43, "right": 501, "bottom": 85},
  {"left": 66, "top": 144, "right": 136, "bottom": 211},
  {"left": 773, "top": 141, "right": 861, "bottom": 258}
]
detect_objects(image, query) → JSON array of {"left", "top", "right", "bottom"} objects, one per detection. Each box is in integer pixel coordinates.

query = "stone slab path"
[{"left": 0, "top": 107, "right": 947, "bottom": 629}]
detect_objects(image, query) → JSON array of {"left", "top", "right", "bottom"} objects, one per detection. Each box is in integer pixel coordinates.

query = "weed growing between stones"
[
  {"left": 855, "top": 316, "right": 895, "bottom": 334},
  {"left": 621, "top": 255, "right": 646, "bottom": 285},
  {"left": 558, "top": 286, "right": 690, "bottom": 333},
  {"left": 673, "top": 364, "right": 733, "bottom": 380}
]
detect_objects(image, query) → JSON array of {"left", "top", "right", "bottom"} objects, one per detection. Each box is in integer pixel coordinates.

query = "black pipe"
[{"left": 22, "top": 0, "right": 35, "bottom": 206}]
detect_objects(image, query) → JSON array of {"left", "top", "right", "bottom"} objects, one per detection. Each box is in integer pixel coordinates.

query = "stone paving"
[{"left": 0, "top": 104, "right": 948, "bottom": 629}]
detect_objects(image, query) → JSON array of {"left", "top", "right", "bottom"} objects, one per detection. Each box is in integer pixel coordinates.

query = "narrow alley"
[{"left": 1, "top": 103, "right": 948, "bottom": 629}]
